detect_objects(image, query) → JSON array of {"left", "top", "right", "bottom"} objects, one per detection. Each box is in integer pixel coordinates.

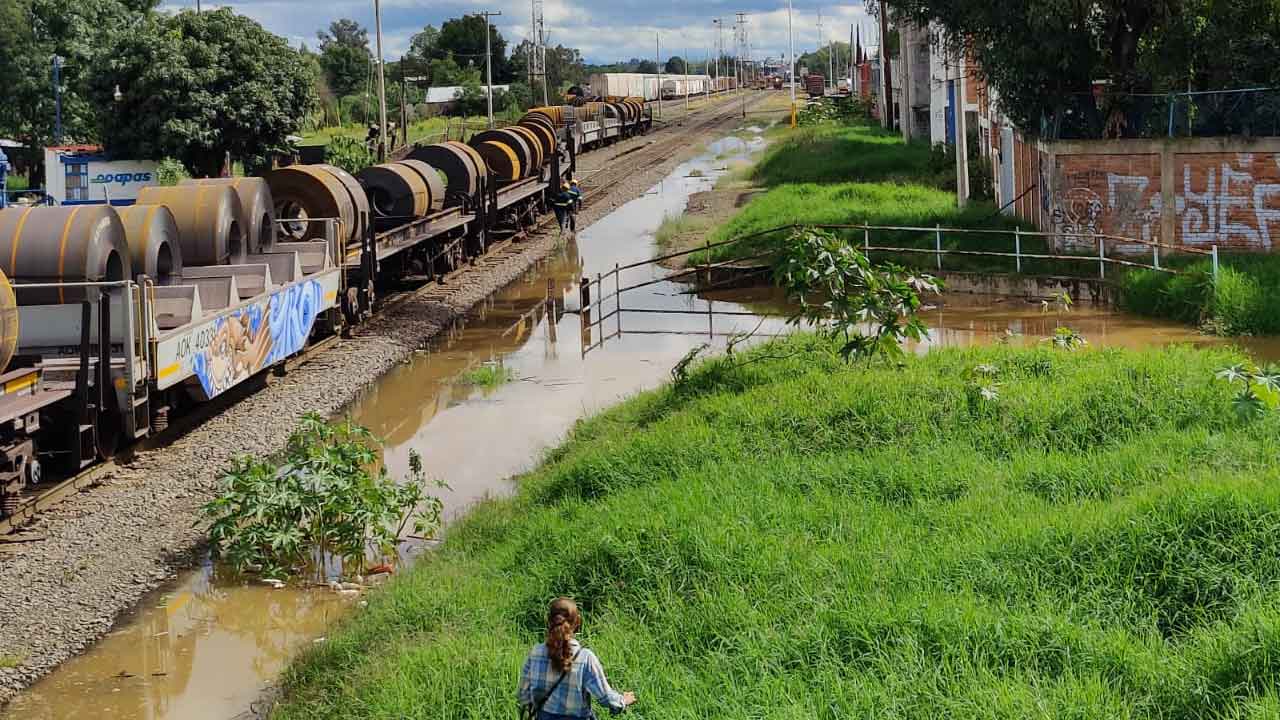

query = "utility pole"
[
  {"left": 816, "top": 9, "right": 824, "bottom": 93},
  {"left": 52, "top": 55, "right": 63, "bottom": 145},
  {"left": 684, "top": 38, "right": 690, "bottom": 112},
  {"left": 480, "top": 10, "right": 502, "bottom": 128},
  {"left": 712, "top": 19, "right": 721, "bottom": 83},
  {"left": 530, "top": 0, "right": 548, "bottom": 106},
  {"left": 954, "top": 45, "right": 970, "bottom": 207},
  {"left": 656, "top": 33, "right": 662, "bottom": 118},
  {"left": 879, "top": 0, "right": 893, "bottom": 130},
  {"left": 786, "top": 0, "right": 795, "bottom": 105},
  {"left": 373, "top": 0, "right": 389, "bottom": 160}
]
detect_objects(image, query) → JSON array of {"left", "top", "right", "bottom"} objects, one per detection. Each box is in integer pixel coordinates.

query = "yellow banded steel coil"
[
  {"left": 469, "top": 130, "right": 533, "bottom": 180},
  {"left": 265, "top": 164, "right": 356, "bottom": 246},
  {"left": 114, "top": 204, "right": 184, "bottom": 284},
  {"left": 0, "top": 205, "right": 131, "bottom": 305},
  {"left": 519, "top": 113, "right": 557, "bottom": 143},
  {"left": 473, "top": 141, "right": 521, "bottom": 183},
  {"left": 394, "top": 160, "right": 446, "bottom": 214},
  {"left": 180, "top": 177, "right": 276, "bottom": 253},
  {"left": 508, "top": 126, "right": 544, "bottom": 171},
  {"left": 0, "top": 267, "right": 16, "bottom": 374},
  {"left": 405, "top": 143, "right": 480, "bottom": 207},
  {"left": 518, "top": 120, "right": 556, "bottom": 161},
  {"left": 137, "top": 185, "right": 246, "bottom": 266},
  {"left": 315, "top": 164, "right": 371, "bottom": 242},
  {"left": 355, "top": 163, "right": 429, "bottom": 231}
]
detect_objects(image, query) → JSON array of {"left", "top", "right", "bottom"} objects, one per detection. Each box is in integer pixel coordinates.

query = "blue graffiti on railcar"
[{"left": 191, "top": 279, "right": 324, "bottom": 398}]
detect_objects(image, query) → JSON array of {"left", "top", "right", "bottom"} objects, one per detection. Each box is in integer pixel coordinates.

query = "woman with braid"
[{"left": 518, "top": 598, "right": 636, "bottom": 719}]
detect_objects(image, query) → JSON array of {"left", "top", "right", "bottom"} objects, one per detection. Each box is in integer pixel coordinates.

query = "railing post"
[
  {"left": 1014, "top": 226, "right": 1022, "bottom": 274},
  {"left": 1168, "top": 92, "right": 1177, "bottom": 138},
  {"left": 614, "top": 262, "right": 622, "bottom": 337},
  {"left": 1212, "top": 245, "right": 1219, "bottom": 284},
  {"left": 934, "top": 224, "right": 943, "bottom": 271},
  {"left": 1153, "top": 237, "right": 1160, "bottom": 270},
  {"left": 1098, "top": 236, "right": 1106, "bottom": 280},
  {"left": 863, "top": 226, "right": 870, "bottom": 258}
]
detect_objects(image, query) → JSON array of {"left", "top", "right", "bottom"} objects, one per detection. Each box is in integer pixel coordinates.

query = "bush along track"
[{"left": 268, "top": 333, "right": 1280, "bottom": 719}]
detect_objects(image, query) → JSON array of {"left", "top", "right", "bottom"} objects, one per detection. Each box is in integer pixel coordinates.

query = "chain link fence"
[{"left": 1043, "top": 88, "right": 1280, "bottom": 140}]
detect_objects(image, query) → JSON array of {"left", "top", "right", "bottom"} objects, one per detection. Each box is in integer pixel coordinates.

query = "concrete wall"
[{"left": 1010, "top": 136, "right": 1280, "bottom": 252}]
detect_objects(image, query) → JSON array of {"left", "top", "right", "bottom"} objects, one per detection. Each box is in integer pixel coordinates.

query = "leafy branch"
[
  {"left": 775, "top": 227, "right": 941, "bottom": 364},
  {"left": 1216, "top": 363, "right": 1280, "bottom": 422}
]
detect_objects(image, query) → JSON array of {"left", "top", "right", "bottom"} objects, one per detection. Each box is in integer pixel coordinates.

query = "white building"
[{"left": 43, "top": 146, "right": 159, "bottom": 206}]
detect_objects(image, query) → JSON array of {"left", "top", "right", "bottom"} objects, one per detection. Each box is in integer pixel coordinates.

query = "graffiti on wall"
[
  {"left": 1049, "top": 158, "right": 1162, "bottom": 250},
  {"left": 1046, "top": 151, "right": 1280, "bottom": 251},
  {"left": 1177, "top": 153, "right": 1280, "bottom": 249},
  {"left": 189, "top": 279, "right": 325, "bottom": 398}
]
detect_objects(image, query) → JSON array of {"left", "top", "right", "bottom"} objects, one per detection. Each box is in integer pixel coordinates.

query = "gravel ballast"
[{"left": 0, "top": 97, "right": 767, "bottom": 704}]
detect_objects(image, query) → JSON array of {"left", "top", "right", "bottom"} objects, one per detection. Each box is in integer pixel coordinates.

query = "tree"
[
  {"left": 665, "top": 56, "right": 686, "bottom": 74},
  {"left": 636, "top": 60, "right": 659, "bottom": 74},
  {"left": 317, "top": 19, "right": 371, "bottom": 98},
  {"left": 0, "top": 0, "right": 155, "bottom": 158},
  {"left": 427, "top": 54, "right": 478, "bottom": 86},
  {"left": 437, "top": 15, "right": 510, "bottom": 82},
  {"left": 88, "top": 8, "right": 316, "bottom": 176},
  {"left": 890, "top": 0, "right": 1184, "bottom": 136}
]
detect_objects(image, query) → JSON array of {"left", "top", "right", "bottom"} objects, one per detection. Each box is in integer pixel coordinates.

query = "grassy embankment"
[
  {"left": 688, "top": 121, "right": 1030, "bottom": 271},
  {"left": 299, "top": 115, "right": 495, "bottom": 147},
  {"left": 271, "top": 337, "right": 1280, "bottom": 718},
  {"left": 1121, "top": 255, "right": 1280, "bottom": 336}
]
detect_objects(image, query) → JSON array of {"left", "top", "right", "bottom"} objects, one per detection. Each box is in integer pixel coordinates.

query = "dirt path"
[{"left": 0, "top": 92, "right": 775, "bottom": 705}]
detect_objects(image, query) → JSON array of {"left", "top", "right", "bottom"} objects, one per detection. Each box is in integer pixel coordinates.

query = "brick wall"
[{"left": 1010, "top": 137, "right": 1280, "bottom": 252}]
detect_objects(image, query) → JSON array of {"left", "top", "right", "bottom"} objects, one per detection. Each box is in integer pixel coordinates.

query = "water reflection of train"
[{"left": 352, "top": 238, "right": 583, "bottom": 449}]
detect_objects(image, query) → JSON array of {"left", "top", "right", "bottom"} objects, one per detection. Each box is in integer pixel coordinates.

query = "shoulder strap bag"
[{"left": 520, "top": 648, "right": 582, "bottom": 720}]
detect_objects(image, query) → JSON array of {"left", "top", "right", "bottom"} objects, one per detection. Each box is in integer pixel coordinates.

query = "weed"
[
  {"left": 203, "top": 414, "right": 443, "bottom": 579},
  {"left": 458, "top": 364, "right": 516, "bottom": 387},
  {"left": 1120, "top": 254, "right": 1280, "bottom": 336},
  {"left": 653, "top": 214, "right": 712, "bottom": 251},
  {"left": 0, "top": 652, "right": 26, "bottom": 669}
]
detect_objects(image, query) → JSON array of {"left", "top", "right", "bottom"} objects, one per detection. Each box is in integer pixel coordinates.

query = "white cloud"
[{"left": 163, "top": 0, "right": 879, "bottom": 63}]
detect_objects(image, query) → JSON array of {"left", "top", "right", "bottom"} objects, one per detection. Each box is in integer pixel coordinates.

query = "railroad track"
[{"left": 0, "top": 92, "right": 774, "bottom": 539}]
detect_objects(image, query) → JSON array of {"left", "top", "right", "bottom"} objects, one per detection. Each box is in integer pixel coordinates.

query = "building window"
[{"left": 64, "top": 161, "right": 88, "bottom": 202}]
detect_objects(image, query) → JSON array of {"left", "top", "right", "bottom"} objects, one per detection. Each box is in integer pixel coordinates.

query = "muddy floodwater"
[{"left": 6, "top": 128, "right": 1278, "bottom": 720}]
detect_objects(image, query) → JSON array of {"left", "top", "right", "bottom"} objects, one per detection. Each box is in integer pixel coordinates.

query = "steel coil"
[
  {"left": 137, "top": 185, "right": 246, "bottom": 266},
  {"left": 0, "top": 205, "right": 131, "bottom": 304},
  {"left": 181, "top": 177, "right": 276, "bottom": 253},
  {"left": 407, "top": 143, "right": 480, "bottom": 206},
  {"left": 474, "top": 141, "right": 521, "bottom": 183},
  {"left": 316, "top": 164, "right": 370, "bottom": 241},
  {"left": 508, "top": 126, "right": 545, "bottom": 170},
  {"left": 114, "top": 204, "right": 183, "bottom": 285},
  {"left": 520, "top": 113, "right": 557, "bottom": 135},
  {"left": 357, "top": 163, "right": 429, "bottom": 230},
  {"left": 0, "top": 268, "right": 16, "bottom": 374},
  {"left": 518, "top": 119, "right": 557, "bottom": 159},
  {"left": 395, "top": 160, "right": 446, "bottom": 214},
  {"left": 266, "top": 164, "right": 356, "bottom": 245},
  {"left": 469, "top": 130, "right": 533, "bottom": 179}
]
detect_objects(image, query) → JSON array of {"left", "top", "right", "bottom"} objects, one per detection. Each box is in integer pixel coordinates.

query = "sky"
[{"left": 163, "top": 0, "right": 879, "bottom": 67}]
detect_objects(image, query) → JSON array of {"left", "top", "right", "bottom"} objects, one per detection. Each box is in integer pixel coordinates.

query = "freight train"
[
  {"left": 0, "top": 101, "right": 652, "bottom": 519},
  {"left": 586, "top": 73, "right": 741, "bottom": 102}
]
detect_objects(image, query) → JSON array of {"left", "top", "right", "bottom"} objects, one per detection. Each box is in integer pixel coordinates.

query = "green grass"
[
  {"left": 1120, "top": 254, "right": 1280, "bottom": 336},
  {"left": 271, "top": 339, "right": 1280, "bottom": 719},
  {"left": 299, "top": 115, "right": 502, "bottom": 147},
  {"left": 0, "top": 652, "right": 25, "bottom": 669},
  {"left": 653, "top": 214, "right": 713, "bottom": 252},
  {"left": 457, "top": 364, "right": 516, "bottom": 388},
  {"left": 750, "top": 123, "right": 934, "bottom": 186},
  {"left": 700, "top": 120, "right": 1040, "bottom": 272},
  {"left": 700, "top": 182, "right": 1027, "bottom": 269}
]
